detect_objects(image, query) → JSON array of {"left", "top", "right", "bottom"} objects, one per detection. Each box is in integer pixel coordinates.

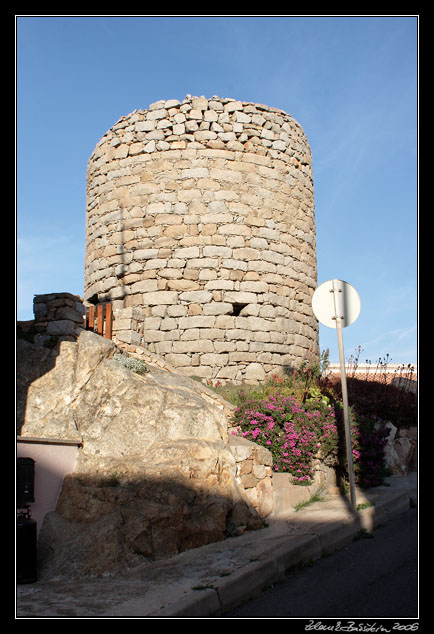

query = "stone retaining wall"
[
  {"left": 228, "top": 435, "right": 274, "bottom": 520},
  {"left": 85, "top": 95, "right": 319, "bottom": 382},
  {"left": 272, "top": 462, "right": 338, "bottom": 515}
]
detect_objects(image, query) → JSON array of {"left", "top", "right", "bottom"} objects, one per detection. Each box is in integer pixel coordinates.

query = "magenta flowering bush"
[
  {"left": 223, "top": 350, "right": 399, "bottom": 488},
  {"left": 231, "top": 393, "right": 339, "bottom": 484}
]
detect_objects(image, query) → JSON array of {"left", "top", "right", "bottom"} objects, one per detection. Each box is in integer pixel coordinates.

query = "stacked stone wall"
[
  {"left": 17, "top": 293, "right": 85, "bottom": 347},
  {"left": 85, "top": 95, "right": 319, "bottom": 381}
]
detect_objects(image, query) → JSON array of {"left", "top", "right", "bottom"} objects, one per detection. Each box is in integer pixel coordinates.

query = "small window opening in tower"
[{"left": 231, "top": 303, "right": 248, "bottom": 316}]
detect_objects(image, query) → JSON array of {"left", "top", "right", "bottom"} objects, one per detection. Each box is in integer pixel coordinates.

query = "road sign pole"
[
  {"left": 312, "top": 278, "right": 361, "bottom": 513},
  {"left": 336, "top": 315, "right": 357, "bottom": 512}
]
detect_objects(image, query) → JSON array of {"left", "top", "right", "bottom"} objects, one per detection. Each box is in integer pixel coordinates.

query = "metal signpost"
[{"left": 312, "top": 279, "right": 361, "bottom": 512}]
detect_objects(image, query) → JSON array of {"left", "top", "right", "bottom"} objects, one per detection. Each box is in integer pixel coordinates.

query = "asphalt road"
[{"left": 223, "top": 507, "right": 418, "bottom": 619}]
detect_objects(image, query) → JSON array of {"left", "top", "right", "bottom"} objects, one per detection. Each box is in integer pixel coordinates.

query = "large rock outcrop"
[{"left": 17, "top": 331, "right": 269, "bottom": 579}]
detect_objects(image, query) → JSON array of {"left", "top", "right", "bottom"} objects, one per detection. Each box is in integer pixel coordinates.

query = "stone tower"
[{"left": 84, "top": 95, "right": 319, "bottom": 382}]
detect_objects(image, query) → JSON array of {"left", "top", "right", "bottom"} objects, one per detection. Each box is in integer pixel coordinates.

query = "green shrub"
[
  {"left": 113, "top": 352, "right": 149, "bottom": 375},
  {"left": 321, "top": 349, "right": 417, "bottom": 430},
  {"left": 322, "top": 375, "right": 417, "bottom": 430}
]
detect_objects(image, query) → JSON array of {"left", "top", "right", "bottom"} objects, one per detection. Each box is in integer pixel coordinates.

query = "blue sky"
[{"left": 16, "top": 15, "right": 418, "bottom": 365}]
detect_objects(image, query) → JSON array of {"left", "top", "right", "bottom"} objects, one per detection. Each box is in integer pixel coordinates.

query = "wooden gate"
[{"left": 84, "top": 303, "right": 112, "bottom": 339}]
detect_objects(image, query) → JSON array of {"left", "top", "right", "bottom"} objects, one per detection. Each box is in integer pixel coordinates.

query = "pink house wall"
[{"left": 17, "top": 441, "right": 79, "bottom": 535}]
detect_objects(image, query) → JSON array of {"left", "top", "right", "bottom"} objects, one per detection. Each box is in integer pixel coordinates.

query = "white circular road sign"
[{"left": 312, "top": 279, "right": 361, "bottom": 329}]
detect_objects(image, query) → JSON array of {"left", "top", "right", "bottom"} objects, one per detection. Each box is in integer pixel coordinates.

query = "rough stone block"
[
  {"left": 179, "top": 291, "right": 213, "bottom": 304},
  {"left": 142, "top": 291, "right": 178, "bottom": 305},
  {"left": 46, "top": 320, "right": 76, "bottom": 336}
]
